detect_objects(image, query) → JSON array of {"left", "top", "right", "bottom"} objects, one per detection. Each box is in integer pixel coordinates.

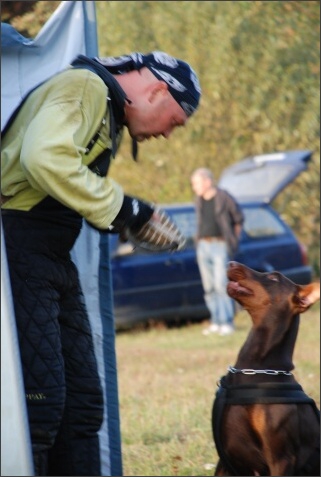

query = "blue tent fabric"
[
  {"left": 1, "top": 23, "right": 33, "bottom": 46},
  {"left": 1, "top": 2, "right": 122, "bottom": 475},
  {"left": 71, "top": 228, "right": 123, "bottom": 477},
  {"left": 100, "top": 233, "right": 123, "bottom": 471}
]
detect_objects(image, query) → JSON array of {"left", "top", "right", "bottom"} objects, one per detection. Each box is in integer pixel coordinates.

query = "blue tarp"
[{"left": 1, "top": 2, "right": 122, "bottom": 475}]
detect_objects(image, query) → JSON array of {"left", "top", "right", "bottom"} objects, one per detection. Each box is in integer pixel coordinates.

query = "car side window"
[{"left": 242, "top": 207, "right": 286, "bottom": 238}]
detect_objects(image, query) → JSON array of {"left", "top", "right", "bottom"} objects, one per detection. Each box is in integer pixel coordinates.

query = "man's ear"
[{"left": 148, "top": 81, "right": 168, "bottom": 103}]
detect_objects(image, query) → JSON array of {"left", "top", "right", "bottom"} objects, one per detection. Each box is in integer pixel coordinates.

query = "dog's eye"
[{"left": 267, "top": 274, "right": 279, "bottom": 282}]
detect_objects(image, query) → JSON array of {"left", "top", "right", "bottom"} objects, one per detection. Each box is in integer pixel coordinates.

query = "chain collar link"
[{"left": 228, "top": 366, "right": 292, "bottom": 376}]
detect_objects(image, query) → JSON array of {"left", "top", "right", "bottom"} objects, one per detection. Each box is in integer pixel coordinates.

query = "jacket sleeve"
[
  {"left": 220, "top": 190, "right": 244, "bottom": 256},
  {"left": 226, "top": 192, "right": 244, "bottom": 227},
  {"left": 19, "top": 71, "right": 123, "bottom": 229}
]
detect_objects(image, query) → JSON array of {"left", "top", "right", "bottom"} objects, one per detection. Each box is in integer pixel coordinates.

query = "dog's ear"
[{"left": 293, "top": 282, "right": 320, "bottom": 314}]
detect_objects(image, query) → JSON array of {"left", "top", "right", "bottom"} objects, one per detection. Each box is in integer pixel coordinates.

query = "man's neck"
[{"left": 202, "top": 186, "right": 217, "bottom": 200}]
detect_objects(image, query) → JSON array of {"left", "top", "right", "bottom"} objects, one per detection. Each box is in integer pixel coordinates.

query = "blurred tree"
[
  {"left": 1, "top": 0, "right": 319, "bottom": 275},
  {"left": 1, "top": 0, "right": 60, "bottom": 37},
  {"left": 1, "top": 1, "right": 38, "bottom": 20}
]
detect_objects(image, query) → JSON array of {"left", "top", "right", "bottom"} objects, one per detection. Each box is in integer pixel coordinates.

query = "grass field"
[{"left": 116, "top": 304, "right": 320, "bottom": 476}]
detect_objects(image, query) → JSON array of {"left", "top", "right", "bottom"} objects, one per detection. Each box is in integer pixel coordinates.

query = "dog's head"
[
  {"left": 226, "top": 261, "right": 320, "bottom": 319},
  {"left": 227, "top": 262, "right": 320, "bottom": 363}
]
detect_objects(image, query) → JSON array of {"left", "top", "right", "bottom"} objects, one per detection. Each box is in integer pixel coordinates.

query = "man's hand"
[
  {"left": 112, "top": 196, "right": 186, "bottom": 252},
  {"left": 111, "top": 195, "right": 154, "bottom": 232}
]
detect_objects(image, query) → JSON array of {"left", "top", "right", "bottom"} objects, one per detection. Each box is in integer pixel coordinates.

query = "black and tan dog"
[{"left": 212, "top": 261, "right": 320, "bottom": 476}]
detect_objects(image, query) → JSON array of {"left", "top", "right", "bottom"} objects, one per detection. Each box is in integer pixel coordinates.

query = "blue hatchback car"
[{"left": 109, "top": 150, "right": 313, "bottom": 329}]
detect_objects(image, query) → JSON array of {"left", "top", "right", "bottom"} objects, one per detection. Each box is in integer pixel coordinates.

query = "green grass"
[{"left": 115, "top": 304, "right": 320, "bottom": 476}]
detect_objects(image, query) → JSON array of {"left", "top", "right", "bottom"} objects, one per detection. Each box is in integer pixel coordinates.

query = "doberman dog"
[{"left": 212, "top": 261, "right": 320, "bottom": 476}]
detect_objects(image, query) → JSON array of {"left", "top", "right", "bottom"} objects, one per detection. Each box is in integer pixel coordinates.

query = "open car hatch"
[{"left": 218, "top": 150, "right": 312, "bottom": 204}]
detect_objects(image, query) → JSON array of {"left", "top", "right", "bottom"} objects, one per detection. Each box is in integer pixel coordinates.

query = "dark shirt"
[
  {"left": 195, "top": 188, "right": 244, "bottom": 256},
  {"left": 199, "top": 197, "right": 222, "bottom": 238}
]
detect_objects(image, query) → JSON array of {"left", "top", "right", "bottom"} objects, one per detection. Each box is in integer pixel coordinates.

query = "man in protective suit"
[{"left": 1, "top": 51, "right": 201, "bottom": 476}]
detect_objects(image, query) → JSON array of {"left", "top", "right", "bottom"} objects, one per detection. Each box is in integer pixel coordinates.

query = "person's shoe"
[
  {"left": 219, "top": 324, "right": 234, "bottom": 336},
  {"left": 202, "top": 323, "right": 220, "bottom": 335}
]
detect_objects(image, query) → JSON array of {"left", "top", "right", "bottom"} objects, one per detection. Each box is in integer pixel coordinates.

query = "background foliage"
[{"left": 2, "top": 0, "right": 320, "bottom": 275}]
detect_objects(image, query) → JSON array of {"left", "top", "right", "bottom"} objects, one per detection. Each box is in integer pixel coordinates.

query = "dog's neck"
[{"left": 235, "top": 312, "right": 300, "bottom": 371}]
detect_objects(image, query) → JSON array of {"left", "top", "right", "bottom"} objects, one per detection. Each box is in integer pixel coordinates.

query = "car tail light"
[{"left": 299, "top": 242, "right": 309, "bottom": 265}]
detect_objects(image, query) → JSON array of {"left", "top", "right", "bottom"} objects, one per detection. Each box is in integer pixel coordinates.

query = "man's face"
[
  {"left": 125, "top": 84, "right": 188, "bottom": 142},
  {"left": 191, "top": 175, "right": 211, "bottom": 197}
]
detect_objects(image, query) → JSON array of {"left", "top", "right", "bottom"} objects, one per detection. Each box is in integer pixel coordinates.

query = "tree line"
[{"left": 2, "top": 1, "right": 320, "bottom": 275}]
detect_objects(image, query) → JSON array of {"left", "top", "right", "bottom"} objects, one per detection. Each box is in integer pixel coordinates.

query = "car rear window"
[{"left": 242, "top": 207, "right": 286, "bottom": 238}]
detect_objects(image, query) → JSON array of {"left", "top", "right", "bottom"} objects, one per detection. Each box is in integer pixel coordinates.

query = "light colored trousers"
[{"left": 196, "top": 240, "right": 234, "bottom": 326}]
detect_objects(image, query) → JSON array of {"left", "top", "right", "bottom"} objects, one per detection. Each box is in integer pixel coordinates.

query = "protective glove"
[
  {"left": 111, "top": 195, "right": 154, "bottom": 233},
  {"left": 111, "top": 195, "right": 186, "bottom": 252}
]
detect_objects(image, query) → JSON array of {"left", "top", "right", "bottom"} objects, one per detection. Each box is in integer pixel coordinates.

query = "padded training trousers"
[{"left": 2, "top": 214, "right": 104, "bottom": 476}]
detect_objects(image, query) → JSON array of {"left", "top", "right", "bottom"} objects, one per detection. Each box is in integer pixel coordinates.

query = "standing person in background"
[
  {"left": 190, "top": 168, "right": 243, "bottom": 336},
  {"left": 1, "top": 51, "right": 201, "bottom": 476}
]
